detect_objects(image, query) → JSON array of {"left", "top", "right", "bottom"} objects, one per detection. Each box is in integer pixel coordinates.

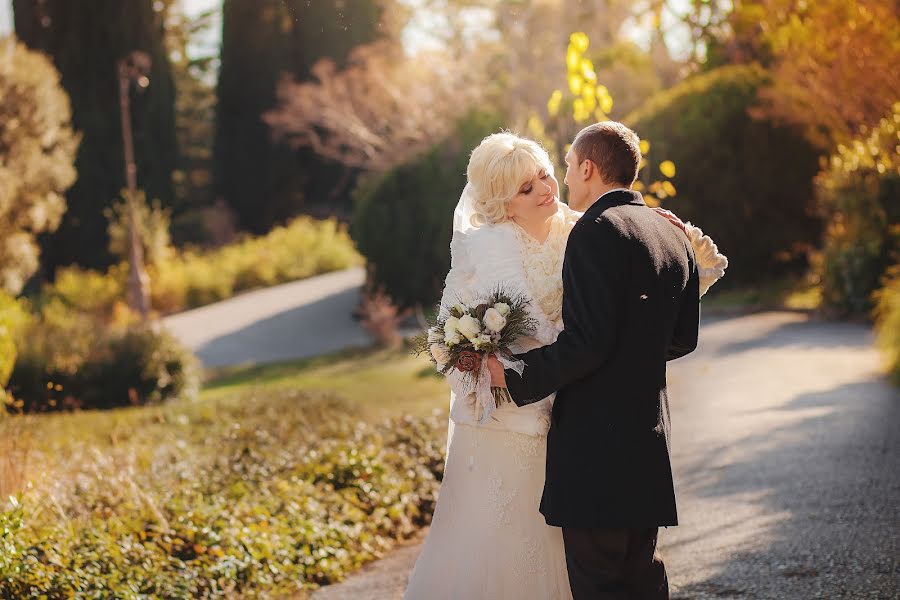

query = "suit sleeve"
[
  {"left": 505, "top": 217, "right": 624, "bottom": 406},
  {"left": 666, "top": 249, "right": 700, "bottom": 360}
]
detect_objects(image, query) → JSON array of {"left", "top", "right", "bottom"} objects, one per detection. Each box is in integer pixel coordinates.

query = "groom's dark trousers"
[
  {"left": 504, "top": 190, "right": 700, "bottom": 600},
  {"left": 562, "top": 527, "right": 667, "bottom": 600}
]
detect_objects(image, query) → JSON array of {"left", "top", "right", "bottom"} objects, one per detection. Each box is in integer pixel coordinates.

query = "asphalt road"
[
  {"left": 161, "top": 267, "right": 370, "bottom": 368},
  {"left": 312, "top": 311, "right": 900, "bottom": 599}
]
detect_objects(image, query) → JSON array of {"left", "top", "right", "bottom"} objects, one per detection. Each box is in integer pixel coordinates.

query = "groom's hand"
[
  {"left": 486, "top": 354, "right": 507, "bottom": 388},
  {"left": 653, "top": 207, "right": 687, "bottom": 233}
]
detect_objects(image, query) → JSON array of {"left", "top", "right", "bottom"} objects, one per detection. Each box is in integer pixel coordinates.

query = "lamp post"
[{"left": 117, "top": 51, "right": 152, "bottom": 318}]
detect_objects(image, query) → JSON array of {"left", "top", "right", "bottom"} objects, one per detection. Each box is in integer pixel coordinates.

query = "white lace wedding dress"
[{"left": 403, "top": 204, "right": 727, "bottom": 600}]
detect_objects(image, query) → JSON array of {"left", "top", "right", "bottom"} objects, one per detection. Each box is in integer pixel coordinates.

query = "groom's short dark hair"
[{"left": 572, "top": 121, "right": 642, "bottom": 186}]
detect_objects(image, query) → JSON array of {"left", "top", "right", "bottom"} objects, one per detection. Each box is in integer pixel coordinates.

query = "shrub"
[
  {"left": 815, "top": 103, "right": 900, "bottom": 316},
  {"left": 41, "top": 263, "right": 126, "bottom": 318},
  {"left": 625, "top": 64, "right": 822, "bottom": 284},
  {"left": 154, "top": 215, "right": 361, "bottom": 313},
  {"left": 105, "top": 189, "right": 175, "bottom": 267},
  {"left": 76, "top": 325, "right": 200, "bottom": 410},
  {"left": 7, "top": 313, "right": 199, "bottom": 413},
  {"left": 39, "top": 215, "right": 361, "bottom": 315},
  {"left": 873, "top": 265, "right": 900, "bottom": 384},
  {"left": 352, "top": 110, "right": 504, "bottom": 308}
]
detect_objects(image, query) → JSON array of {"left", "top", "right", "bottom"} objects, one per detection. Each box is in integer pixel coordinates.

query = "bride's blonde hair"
[{"left": 466, "top": 132, "right": 554, "bottom": 227}]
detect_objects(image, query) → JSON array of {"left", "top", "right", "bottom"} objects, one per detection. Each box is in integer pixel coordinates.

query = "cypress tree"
[
  {"left": 214, "top": 0, "right": 382, "bottom": 233},
  {"left": 13, "top": 0, "right": 177, "bottom": 272}
]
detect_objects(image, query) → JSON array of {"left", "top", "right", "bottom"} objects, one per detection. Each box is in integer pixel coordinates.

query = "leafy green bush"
[
  {"left": 42, "top": 263, "right": 127, "bottom": 318},
  {"left": 815, "top": 103, "right": 900, "bottom": 316},
  {"left": 155, "top": 215, "right": 361, "bottom": 313},
  {"left": 625, "top": 64, "right": 822, "bottom": 284},
  {"left": 7, "top": 313, "right": 199, "bottom": 413},
  {"left": 873, "top": 265, "right": 900, "bottom": 384},
  {"left": 39, "top": 215, "right": 361, "bottom": 316},
  {"left": 0, "top": 393, "right": 446, "bottom": 598},
  {"left": 78, "top": 325, "right": 200, "bottom": 410},
  {"left": 352, "top": 110, "right": 504, "bottom": 309}
]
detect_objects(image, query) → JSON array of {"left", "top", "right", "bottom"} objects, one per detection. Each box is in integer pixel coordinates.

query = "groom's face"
[{"left": 564, "top": 149, "right": 589, "bottom": 211}]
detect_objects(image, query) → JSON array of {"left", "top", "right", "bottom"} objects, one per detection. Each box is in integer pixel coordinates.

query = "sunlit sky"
[{"left": 0, "top": 0, "right": 696, "bottom": 61}]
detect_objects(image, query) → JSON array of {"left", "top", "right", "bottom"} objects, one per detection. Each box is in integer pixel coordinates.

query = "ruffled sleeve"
[{"left": 684, "top": 222, "right": 728, "bottom": 297}]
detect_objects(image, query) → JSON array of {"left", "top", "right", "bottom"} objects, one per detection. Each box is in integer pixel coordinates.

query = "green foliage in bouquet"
[{"left": 416, "top": 290, "right": 536, "bottom": 376}]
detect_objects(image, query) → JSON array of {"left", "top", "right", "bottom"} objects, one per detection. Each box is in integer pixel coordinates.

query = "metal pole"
[{"left": 118, "top": 56, "right": 151, "bottom": 318}]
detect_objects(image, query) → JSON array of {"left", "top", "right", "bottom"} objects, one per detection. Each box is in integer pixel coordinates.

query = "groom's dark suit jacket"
[{"left": 506, "top": 190, "right": 700, "bottom": 528}]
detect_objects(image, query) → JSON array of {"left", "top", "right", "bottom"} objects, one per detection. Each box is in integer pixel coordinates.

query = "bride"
[{"left": 404, "top": 132, "right": 726, "bottom": 599}]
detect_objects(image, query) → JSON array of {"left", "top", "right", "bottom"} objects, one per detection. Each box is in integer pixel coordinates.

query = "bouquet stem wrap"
[{"left": 475, "top": 353, "right": 525, "bottom": 425}]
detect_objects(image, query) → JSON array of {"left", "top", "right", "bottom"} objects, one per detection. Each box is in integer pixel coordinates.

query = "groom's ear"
[{"left": 582, "top": 158, "right": 595, "bottom": 181}]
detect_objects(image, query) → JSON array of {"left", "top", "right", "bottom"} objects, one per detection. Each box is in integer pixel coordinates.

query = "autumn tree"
[
  {"left": 727, "top": 0, "right": 900, "bottom": 146},
  {"left": 0, "top": 40, "right": 78, "bottom": 295},
  {"left": 264, "top": 38, "right": 481, "bottom": 173}
]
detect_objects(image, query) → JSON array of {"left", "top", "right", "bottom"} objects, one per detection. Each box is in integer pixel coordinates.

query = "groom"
[{"left": 488, "top": 121, "right": 700, "bottom": 599}]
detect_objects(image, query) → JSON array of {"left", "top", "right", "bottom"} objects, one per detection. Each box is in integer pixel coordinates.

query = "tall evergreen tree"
[
  {"left": 13, "top": 0, "right": 177, "bottom": 272},
  {"left": 214, "top": 0, "right": 382, "bottom": 233}
]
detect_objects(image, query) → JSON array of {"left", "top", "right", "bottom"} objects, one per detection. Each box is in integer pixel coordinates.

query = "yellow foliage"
[
  {"left": 662, "top": 180, "right": 677, "bottom": 197},
  {"left": 568, "top": 74, "right": 584, "bottom": 96},
  {"left": 566, "top": 46, "right": 580, "bottom": 72},
  {"left": 547, "top": 90, "right": 563, "bottom": 117},
  {"left": 569, "top": 32, "right": 590, "bottom": 54},
  {"left": 640, "top": 140, "right": 651, "bottom": 155},
  {"left": 660, "top": 160, "right": 676, "bottom": 178},
  {"left": 573, "top": 99, "right": 590, "bottom": 123},
  {"left": 580, "top": 59, "right": 597, "bottom": 83}
]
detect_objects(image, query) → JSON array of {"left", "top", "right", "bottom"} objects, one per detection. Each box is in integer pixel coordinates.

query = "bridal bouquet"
[{"left": 416, "top": 290, "right": 536, "bottom": 421}]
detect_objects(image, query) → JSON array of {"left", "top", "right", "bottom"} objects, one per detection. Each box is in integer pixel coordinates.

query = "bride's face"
[{"left": 506, "top": 168, "right": 559, "bottom": 223}]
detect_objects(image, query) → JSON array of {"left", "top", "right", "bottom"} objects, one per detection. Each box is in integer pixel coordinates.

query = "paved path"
[
  {"left": 311, "top": 311, "right": 900, "bottom": 599},
  {"left": 161, "top": 268, "right": 369, "bottom": 368}
]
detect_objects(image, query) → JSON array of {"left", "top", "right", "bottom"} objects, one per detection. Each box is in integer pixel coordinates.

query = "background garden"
[{"left": 0, "top": 0, "right": 897, "bottom": 597}]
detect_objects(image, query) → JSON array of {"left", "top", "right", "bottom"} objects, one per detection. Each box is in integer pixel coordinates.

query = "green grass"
[
  {"left": 201, "top": 342, "right": 447, "bottom": 419},
  {"left": 0, "top": 344, "right": 449, "bottom": 598}
]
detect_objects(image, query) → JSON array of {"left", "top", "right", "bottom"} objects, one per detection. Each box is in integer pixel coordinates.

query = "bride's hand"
[
  {"left": 486, "top": 354, "right": 507, "bottom": 388},
  {"left": 653, "top": 207, "right": 686, "bottom": 233}
]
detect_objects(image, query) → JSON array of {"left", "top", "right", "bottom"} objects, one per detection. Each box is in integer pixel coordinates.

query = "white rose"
[
  {"left": 483, "top": 307, "right": 507, "bottom": 333},
  {"left": 430, "top": 343, "right": 450, "bottom": 367},
  {"left": 451, "top": 303, "right": 467, "bottom": 317},
  {"left": 473, "top": 334, "right": 493, "bottom": 351},
  {"left": 444, "top": 316, "right": 460, "bottom": 336},
  {"left": 457, "top": 314, "right": 482, "bottom": 340},
  {"left": 493, "top": 302, "right": 510, "bottom": 316},
  {"left": 444, "top": 330, "right": 462, "bottom": 346}
]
